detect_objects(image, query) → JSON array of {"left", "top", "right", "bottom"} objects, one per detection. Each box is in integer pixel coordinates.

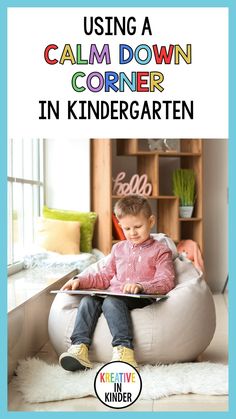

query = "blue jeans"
[{"left": 70, "top": 295, "right": 152, "bottom": 349}]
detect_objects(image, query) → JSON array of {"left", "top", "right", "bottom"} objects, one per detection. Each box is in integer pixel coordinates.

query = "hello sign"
[{"left": 113, "top": 172, "right": 152, "bottom": 196}]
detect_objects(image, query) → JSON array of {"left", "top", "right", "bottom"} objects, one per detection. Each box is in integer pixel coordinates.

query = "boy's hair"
[{"left": 114, "top": 194, "right": 152, "bottom": 220}]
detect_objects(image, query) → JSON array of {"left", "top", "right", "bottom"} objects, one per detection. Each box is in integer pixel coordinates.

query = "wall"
[
  {"left": 45, "top": 138, "right": 90, "bottom": 211},
  {"left": 8, "top": 274, "right": 69, "bottom": 381},
  {"left": 203, "top": 139, "right": 228, "bottom": 292}
]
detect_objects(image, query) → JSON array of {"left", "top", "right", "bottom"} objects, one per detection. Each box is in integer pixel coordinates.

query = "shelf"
[
  {"left": 179, "top": 217, "right": 202, "bottom": 222},
  {"left": 112, "top": 195, "right": 177, "bottom": 200},
  {"left": 117, "top": 151, "right": 201, "bottom": 157},
  {"left": 157, "top": 196, "right": 177, "bottom": 200},
  {"left": 91, "top": 139, "right": 203, "bottom": 255}
]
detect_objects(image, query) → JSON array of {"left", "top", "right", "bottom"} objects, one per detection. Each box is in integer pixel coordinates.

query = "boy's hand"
[
  {"left": 122, "top": 283, "right": 143, "bottom": 294},
  {"left": 61, "top": 277, "right": 80, "bottom": 291}
]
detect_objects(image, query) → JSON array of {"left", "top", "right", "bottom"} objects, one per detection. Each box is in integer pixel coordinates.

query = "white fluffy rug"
[{"left": 12, "top": 358, "right": 228, "bottom": 403}]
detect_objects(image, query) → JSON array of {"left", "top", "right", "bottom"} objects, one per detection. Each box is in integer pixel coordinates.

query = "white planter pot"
[{"left": 179, "top": 206, "right": 194, "bottom": 218}]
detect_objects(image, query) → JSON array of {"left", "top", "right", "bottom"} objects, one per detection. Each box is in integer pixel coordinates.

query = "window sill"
[
  {"left": 8, "top": 267, "right": 78, "bottom": 313},
  {"left": 8, "top": 260, "right": 25, "bottom": 276}
]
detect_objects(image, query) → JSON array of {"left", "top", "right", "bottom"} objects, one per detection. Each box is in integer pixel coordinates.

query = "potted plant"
[{"left": 172, "top": 169, "right": 196, "bottom": 218}]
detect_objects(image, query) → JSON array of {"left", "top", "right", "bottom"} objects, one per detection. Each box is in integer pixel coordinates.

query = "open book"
[{"left": 50, "top": 289, "right": 169, "bottom": 302}]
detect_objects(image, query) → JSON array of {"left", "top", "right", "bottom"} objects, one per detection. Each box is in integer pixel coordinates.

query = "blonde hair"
[{"left": 114, "top": 194, "right": 152, "bottom": 220}]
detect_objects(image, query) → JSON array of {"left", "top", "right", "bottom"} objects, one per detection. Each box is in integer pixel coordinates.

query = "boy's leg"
[
  {"left": 59, "top": 296, "right": 103, "bottom": 371},
  {"left": 102, "top": 296, "right": 152, "bottom": 369},
  {"left": 70, "top": 295, "right": 103, "bottom": 346},
  {"left": 102, "top": 296, "right": 152, "bottom": 348}
]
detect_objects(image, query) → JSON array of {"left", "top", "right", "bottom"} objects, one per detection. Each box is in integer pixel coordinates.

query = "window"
[{"left": 8, "top": 139, "right": 45, "bottom": 266}]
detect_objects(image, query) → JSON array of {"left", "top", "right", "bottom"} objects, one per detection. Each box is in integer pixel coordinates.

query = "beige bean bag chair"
[{"left": 48, "top": 234, "right": 216, "bottom": 364}]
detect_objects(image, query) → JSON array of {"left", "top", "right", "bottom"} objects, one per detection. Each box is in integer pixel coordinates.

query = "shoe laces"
[
  {"left": 113, "top": 346, "right": 125, "bottom": 358},
  {"left": 68, "top": 344, "right": 85, "bottom": 356}
]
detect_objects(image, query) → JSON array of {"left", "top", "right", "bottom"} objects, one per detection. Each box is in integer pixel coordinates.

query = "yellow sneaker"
[
  {"left": 59, "top": 344, "right": 93, "bottom": 371},
  {"left": 111, "top": 346, "right": 139, "bottom": 370}
]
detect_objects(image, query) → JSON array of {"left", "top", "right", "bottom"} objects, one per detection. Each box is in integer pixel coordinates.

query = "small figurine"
[{"left": 148, "top": 139, "right": 179, "bottom": 152}]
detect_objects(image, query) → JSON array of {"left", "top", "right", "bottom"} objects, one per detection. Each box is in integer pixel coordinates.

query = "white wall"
[
  {"left": 203, "top": 139, "right": 228, "bottom": 292},
  {"left": 45, "top": 138, "right": 90, "bottom": 212}
]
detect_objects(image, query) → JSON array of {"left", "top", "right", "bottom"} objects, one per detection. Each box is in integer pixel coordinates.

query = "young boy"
[{"left": 59, "top": 194, "right": 175, "bottom": 371}]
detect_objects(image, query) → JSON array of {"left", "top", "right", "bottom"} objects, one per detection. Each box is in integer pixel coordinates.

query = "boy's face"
[{"left": 118, "top": 212, "right": 155, "bottom": 245}]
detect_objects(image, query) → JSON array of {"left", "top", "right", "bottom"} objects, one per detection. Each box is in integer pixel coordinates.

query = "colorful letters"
[{"left": 44, "top": 43, "right": 191, "bottom": 93}]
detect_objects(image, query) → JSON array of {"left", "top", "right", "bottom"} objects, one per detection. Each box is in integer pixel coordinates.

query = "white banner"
[{"left": 8, "top": 7, "right": 228, "bottom": 138}]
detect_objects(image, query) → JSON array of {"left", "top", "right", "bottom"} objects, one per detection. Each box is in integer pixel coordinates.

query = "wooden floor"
[{"left": 8, "top": 293, "right": 228, "bottom": 412}]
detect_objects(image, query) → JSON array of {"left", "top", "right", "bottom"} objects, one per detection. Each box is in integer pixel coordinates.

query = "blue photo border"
[{"left": 0, "top": 0, "right": 235, "bottom": 417}]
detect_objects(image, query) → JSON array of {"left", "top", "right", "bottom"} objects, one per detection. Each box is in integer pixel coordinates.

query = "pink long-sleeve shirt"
[{"left": 78, "top": 237, "right": 175, "bottom": 294}]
